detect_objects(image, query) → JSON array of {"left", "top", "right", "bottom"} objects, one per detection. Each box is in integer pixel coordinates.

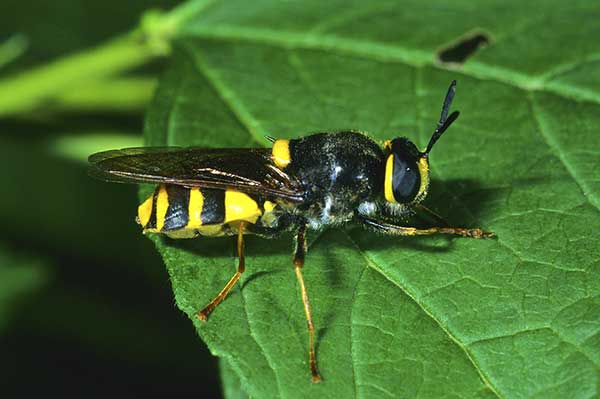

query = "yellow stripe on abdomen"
[
  {"left": 187, "top": 188, "right": 204, "bottom": 229},
  {"left": 155, "top": 185, "right": 169, "bottom": 231},
  {"left": 224, "top": 191, "right": 262, "bottom": 224},
  {"left": 137, "top": 194, "right": 153, "bottom": 227}
]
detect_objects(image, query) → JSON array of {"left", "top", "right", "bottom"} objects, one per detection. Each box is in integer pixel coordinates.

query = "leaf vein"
[
  {"left": 527, "top": 92, "right": 600, "bottom": 213},
  {"left": 344, "top": 231, "right": 505, "bottom": 399},
  {"left": 182, "top": 26, "right": 600, "bottom": 105},
  {"left": 184, "top": 41, "right": 268, "bottom": 146},
  {"left": 238, "top": 275, "right": 286, "bottom": 398},
  {"left": 349, "top": 259, "right": 368, "bottom": 399}
]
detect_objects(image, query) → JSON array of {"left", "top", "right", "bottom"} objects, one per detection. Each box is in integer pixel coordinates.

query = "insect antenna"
[{"left": 424, "top": 80, "right": 460, "bottom": 155}]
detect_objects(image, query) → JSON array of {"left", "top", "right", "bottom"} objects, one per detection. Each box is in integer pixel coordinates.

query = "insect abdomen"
[{"left": 138, "top": 184, "right": 271, "bottom": 238}]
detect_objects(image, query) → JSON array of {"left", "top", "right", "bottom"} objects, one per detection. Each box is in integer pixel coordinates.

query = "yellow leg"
[
  {"left": 398, "top": 226, "right": 492, "bottom": 238},
  {"left": 358, "top": 215, "right": 493, "bottom": 238},
  {"left": 293, "top": 226, "right": 321, "bottom": 383},
  {"left": 196, "top": 222, "right": 246, "bottom": 321}
]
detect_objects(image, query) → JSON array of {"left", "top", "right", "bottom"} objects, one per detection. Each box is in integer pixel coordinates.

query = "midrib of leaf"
[{"left": 180, "top": 25, "right": 600, "bottom": 105}]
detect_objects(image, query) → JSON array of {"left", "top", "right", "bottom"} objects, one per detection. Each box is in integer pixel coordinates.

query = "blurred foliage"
[
  {"left": 0, "top": 0, "right": 220, "bottom": 397},
  {"left": 0, "top": 0, "right": 171, "bottom": 70}
]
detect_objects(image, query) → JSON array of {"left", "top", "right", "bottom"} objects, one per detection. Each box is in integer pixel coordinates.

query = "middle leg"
[
  {"left": 293, "top": 224, "right": 322, "bottom": 383},
  {"left": 196, "top": 222, "right": 247, "bottom": 321}
]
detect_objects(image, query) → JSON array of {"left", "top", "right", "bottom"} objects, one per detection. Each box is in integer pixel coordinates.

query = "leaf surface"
[{"left": 144, "top": 1, "right": 600, "bottom": 397}]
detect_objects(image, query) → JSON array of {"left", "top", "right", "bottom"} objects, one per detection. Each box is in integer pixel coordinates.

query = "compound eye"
[
  {"left": 393, "top": 154, "right": 420, "bottom": 202},
  {"left": 384, "top": 154, "right": 420, "bottom": 203}
]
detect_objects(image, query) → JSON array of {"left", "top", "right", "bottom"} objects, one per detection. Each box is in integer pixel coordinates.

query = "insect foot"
[
  {"left": 466, "top": 228, "right": 494, "bottom": 238},
  {"left": 196, "top": 312, "right": 208, "bottom": 322}
]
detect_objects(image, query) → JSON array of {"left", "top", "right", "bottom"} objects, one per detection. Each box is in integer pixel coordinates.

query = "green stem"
[
  {"left": 0, "top": 0, "right": 215, "bottom": 118},
  {"left": 54, "top": 77, "right": 156, "bottom": 112},
  {"left": 0, "top": 31, "right": 157, "bottom": 117}
]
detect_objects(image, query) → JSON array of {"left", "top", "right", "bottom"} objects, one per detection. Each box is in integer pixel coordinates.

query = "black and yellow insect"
[{"left": 89, "top": 81, "right": 491, "bottom": 383}]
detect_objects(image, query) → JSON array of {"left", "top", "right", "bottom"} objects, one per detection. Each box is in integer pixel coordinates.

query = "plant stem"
[
  {"left": 54, "top": 77, "right": 156, "bottom": 112},
  {"left": 0, "top": 31, "right": 157, "bottom": 117},
  {"left": 0, "top": 0, "right": 215, "bottom": 118}
]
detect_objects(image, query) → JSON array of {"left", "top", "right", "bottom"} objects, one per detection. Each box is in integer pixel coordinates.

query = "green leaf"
[
  {"left": 220, "top": 358, "right": 250, "bottom": 399},
  {"left": 144, "top": 1, "right": 600, "bottom": 398}
]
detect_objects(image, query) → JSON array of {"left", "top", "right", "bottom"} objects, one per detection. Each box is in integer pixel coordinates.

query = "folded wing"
[{"left": 89, "top": 147, "right": 305, "bottom": 202}]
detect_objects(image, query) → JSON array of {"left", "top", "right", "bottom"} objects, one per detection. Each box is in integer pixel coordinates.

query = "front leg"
[{"left": 356, "top": 214, "right": 493, "bottom": 239}]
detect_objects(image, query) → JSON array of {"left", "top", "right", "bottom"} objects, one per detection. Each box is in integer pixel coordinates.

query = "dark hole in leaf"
[{"left": 437, "top": 32, "right": 490, "bottom": 64}]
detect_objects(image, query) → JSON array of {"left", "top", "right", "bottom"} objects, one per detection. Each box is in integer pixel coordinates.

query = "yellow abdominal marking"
[
  {"left": 186, "top": 188, "right": 204, "bottom": 228},
  {"left": 155, "top": 185, "right": 169, "bottom": 231},
  {"left": 272, "top": 139, "right": 291, "bottom": 168},
  {"left": 225, "top": 191, "right": 262, "bottom": 224},
  {"left": 137, "top": 195, "right": 153, "bottom": 227},
  {"left": 384, "top": 154, "right": 396, "bottom": 203}
]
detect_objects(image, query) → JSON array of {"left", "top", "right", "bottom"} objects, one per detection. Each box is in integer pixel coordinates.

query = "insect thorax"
[{"left": 283, "top": 132, "right": 386, "bottom": 227}]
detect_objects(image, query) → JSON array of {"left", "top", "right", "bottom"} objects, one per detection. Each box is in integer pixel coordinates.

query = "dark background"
[{"left": 0, "top": 1, "right": 221, "bottom": 397}]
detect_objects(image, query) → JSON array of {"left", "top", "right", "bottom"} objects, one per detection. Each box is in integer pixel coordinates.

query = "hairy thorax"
[{"left": 283, "top": 132, "right": 386, "bottom": 228}]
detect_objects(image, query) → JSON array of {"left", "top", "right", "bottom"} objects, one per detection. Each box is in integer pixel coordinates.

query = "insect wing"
[
  {"left": 88, "top": 147, "right": 183, "bottom": 163},
  {"left": 89, "top": 147, "right": 305, "bottom": 202}
]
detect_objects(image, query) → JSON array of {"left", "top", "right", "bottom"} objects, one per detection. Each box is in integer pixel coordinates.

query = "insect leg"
[
  {"left": 293, "top": 224, "right": 322, "bottom": 383},
  {"left": 357, "top": 215, "right": 493, "bottom": 238},
  {"left": 196, "top": 222, "right": 247, "bottom": 321}
]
